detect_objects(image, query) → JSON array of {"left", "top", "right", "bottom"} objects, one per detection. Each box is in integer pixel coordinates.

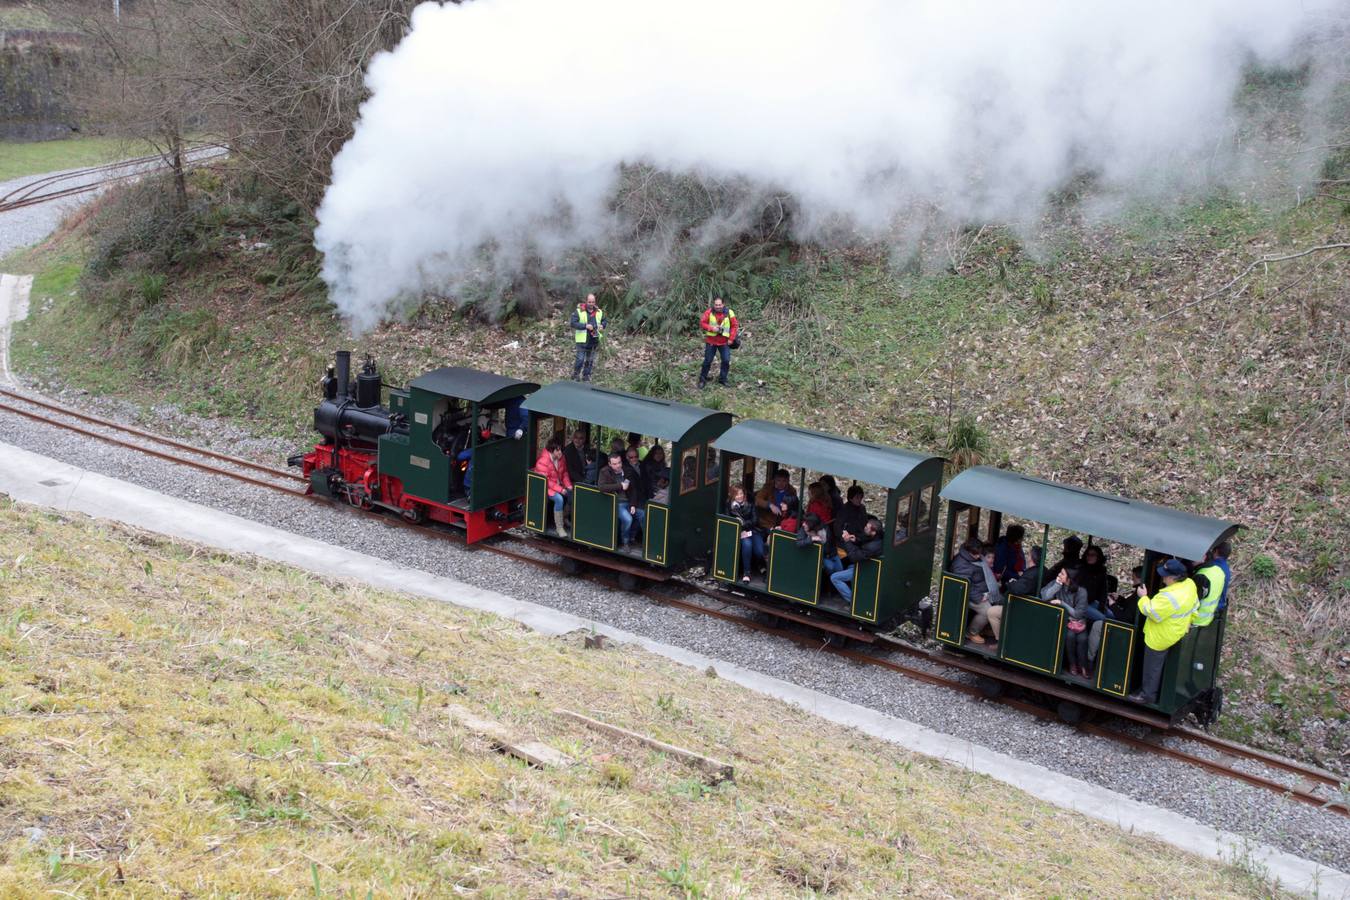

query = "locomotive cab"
[{"left": 937, "top": 466, "right": 1239, "bottom": 724}]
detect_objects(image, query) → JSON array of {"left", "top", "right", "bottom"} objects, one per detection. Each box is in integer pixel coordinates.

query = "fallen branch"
[
  {"left": 1154, "top": 242, "right": 1350, "bottom": 322},
  {"left": 556, "top": 708, "right": 734, "bottom": 783}
]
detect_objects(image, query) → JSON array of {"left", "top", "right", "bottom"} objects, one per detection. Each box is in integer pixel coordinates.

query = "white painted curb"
[{"left": 0, "top": 440, "right": 1345, "bottom": 898}]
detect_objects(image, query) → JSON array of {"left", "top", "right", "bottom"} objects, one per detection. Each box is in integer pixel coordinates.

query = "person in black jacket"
[
  {"left": 563, "top": 428, "right": 590, "bottom": 486},
  {"left": 829, "top": 515, "right": 883, "bottom": 602}
]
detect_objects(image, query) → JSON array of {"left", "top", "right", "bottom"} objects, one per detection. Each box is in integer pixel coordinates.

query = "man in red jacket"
[{"left": 698, "top": 296, "right": 739, "bottom": 388}]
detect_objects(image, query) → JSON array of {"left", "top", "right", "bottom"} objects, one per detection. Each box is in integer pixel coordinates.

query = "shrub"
[
  {"left": 946, "top": 416, "right": 989, "bottom": 473},
  {"left": 1251, "top": 553, "right": 1278, "bottom": 579}
]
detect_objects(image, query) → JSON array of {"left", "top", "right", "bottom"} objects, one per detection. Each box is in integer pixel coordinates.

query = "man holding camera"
[
  {"left": 570, "top": 293, "right": 604, "bottom": 382},
  {"left": 697, "top": 296, "right": 739, "bottom": 388}
]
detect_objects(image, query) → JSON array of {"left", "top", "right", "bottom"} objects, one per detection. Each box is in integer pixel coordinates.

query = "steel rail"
[
  {"left": 0, "top": 388, "right": 303, "bottom": 483},
  {"left": 0, "top": 147, "right": 227, "bottom": 213},
  {"left": 0, "top": 154, "right": 164, "bottom": 205},
  {"left": 1, "top": 396, "right": 1344, "bottom": 816}
]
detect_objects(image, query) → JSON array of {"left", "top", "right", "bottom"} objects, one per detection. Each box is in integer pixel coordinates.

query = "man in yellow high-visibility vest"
[
  {"left": 1128, "top": 558, "right": 1199, "bottom": 705},
  {"left": 698, "top": 296, "right": 739, "bottom": 388},
  {"left": 570, "top": 293, "right": 604, "bottom": 382}
]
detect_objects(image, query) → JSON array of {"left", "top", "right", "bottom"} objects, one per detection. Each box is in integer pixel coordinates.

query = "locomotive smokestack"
[{"left": 334, "top": 350, "right": 351, "bottom": 402}]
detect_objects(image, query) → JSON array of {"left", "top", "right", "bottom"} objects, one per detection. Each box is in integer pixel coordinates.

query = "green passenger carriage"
[
  {"left": 710, "top": 420, "right": 945, "bottom": 627},
  {"left": 937, "top": 466, "right": 1238, "bottom": 723},
  {"left": 520, "top": 381, "right": 733, "bottom": 572}
]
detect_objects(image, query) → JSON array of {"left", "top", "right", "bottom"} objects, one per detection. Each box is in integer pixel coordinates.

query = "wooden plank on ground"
[
  {"left": 447, "top": 703, "right": 573, "bottom": 769},
  {"left": 556, "top": 708, "right": 734, "bottom": 783}
]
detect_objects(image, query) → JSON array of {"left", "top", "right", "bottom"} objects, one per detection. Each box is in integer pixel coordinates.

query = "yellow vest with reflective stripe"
[
  {"left": 1192, "top": 564, "right": 1226, "bottom": 627},
  {"left": 703, "top": 308, "right": 735, "bottom": 338},
  {"left": 1138, "top": 578, "right": 1199, "bottom": 651},
  {"left": 574, "top": 308, "right": 604, "bottom": 343}
]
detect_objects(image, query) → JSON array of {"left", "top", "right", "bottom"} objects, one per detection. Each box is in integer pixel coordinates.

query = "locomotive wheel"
[
  {"left": 1056, "top": 700, "right": 1085, "bottom": 726},
  {"left": 976, "top": 676, "right": 1005, "bottom": 699},
  {"left": 401, "top": 503, "right": 426, "bottom": 525},
  {"left": 617, "top": 572, "right": 640, "bottom": 593},
  {"left": 560, "top": 558, "right": 582, "bottom": 576}
]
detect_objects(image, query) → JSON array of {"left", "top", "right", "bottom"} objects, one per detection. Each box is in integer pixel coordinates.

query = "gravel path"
[
  {"left": 1, "top": 392, "right": 1348, "bottom": 874},
  {"left": 0, "top": 148, "right": 225, "bottom": 258}
]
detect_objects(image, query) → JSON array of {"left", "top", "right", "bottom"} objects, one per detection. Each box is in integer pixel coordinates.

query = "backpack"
[{"left": 1190, "top": 571, "right": 1211, "bottom": 602}]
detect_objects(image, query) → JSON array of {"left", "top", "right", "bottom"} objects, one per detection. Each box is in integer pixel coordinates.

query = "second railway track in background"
[
  {"left": 1, "top": 385, "right": 1345, "bottom": 817},
  {"left": 0, "top": 146, "right": 227, "bottom": 214}
]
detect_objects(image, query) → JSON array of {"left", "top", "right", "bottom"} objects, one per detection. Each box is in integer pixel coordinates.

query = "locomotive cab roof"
[
  {"left": 522, "top": 382, "right": 732, "bottom": 443},
  {"left": 409, "top": 367, "right": 539, "bottom": 405},
  {"left": 941, "top": 466, "right": 1239, "bottom": 560},
  {"left": 713, "top": 419, "right": 941, "bottom": 490}
]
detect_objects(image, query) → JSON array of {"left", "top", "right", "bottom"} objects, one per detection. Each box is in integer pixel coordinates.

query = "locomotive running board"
[{"left": 933, "top": 648, "right": 1173, "bottom": 729}]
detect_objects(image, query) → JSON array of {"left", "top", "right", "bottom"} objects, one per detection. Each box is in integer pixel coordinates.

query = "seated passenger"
[
  {"left": 806, "top": 481, "right": 834, "bottom": 526},
  {"left": 533, "top": 438, "right": 573, "bottom": 538},
  {"left": 830, "top": 516, "right": 884, "bottom": 602},
  {"left": 795, "top": 512, "right": 829, "bottom": 548},
  {"left": 623, "top": 447, "right": 649, "bottom": 507},
  {"left": 598, "top": 451, "right": 645, "bottom": 548},
  {"left": 755, "top": 469, "right": 799, "bottom": 531},
  {"left": 832, "top": 485, "right": 867, "bottom": 547},
  {"left": 821, "top": 475, "right": 844, "bottom": 519},
  {"left": 563, "top": 429, "right": 589, "bottom": 485},
  {"left": 1128, "top": 559, "right": 1199, "bottom": 704},
  {"left": 961, "top": 542, "right": 1004, "bottom": 645},
  {"left": 1077, "top": 544, "right": 1110, "bottom": 607},
  {"left": 1043, "top": 535, "right": 1084, "bottom": 585},
  {"left": 992, "top": 524, "right": 1028, "bottom": 584},
  {"left": 1043, "top": 568, "right": 1092, "bottom": 677},
  {"left": 641, "top": 444, "right": 668, "bottom": 493},
  {"left": 680, "top": 456, "right": 699, "bottom": 493},
  {"left": 650, "top": 474, "right": 670, "bottom": 504},
  {"left": 626, "top": 432, "right": 648, "bottom": 461},
  {"left": 728, "top": 485, "right": 763, "bottom": 582},
  {"left": 1004, "top": 545, "right": 1044, "bottom": 595}
]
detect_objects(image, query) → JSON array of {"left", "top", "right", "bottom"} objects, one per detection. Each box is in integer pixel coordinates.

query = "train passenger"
[
  {"left": 570, "top": 293, "right": 604, "bottom": 382},
  {"left": 534, "top": 438, "right": 573, "bottom": 539},
  {"left": 1077, "top": 544, "right": 1110, "bottom": 606},
  {"left": 623, "top": 448, "right": 649, "bottom": 541},
  {"left": 1004, "top": 545, "right": 1044, "bottom": 595},
  {"left": 829, "top": 516, "right": 884, "bottom": 602},
  {"left": 1192, "top": 541, "right": 1231, "bottom": 627},
  {"left": 626, "top": 432, "right": 648, "bottom": 461},
  {"left": 504, "top": 396, "right": 526, "bottom": 440},
  {"left": 806, "top": 481, "right": 835, "bottom": 526},
  {"left": 651, "top": 474, "right": 670, "bottom": 505},
  {"left": 680, "top": 456, "right": 699, "bottom": 493},
  {"left": 992, "top": 524, "right": 1028, "bottom": 584},
  {"left": 598, "top": 452, "right": 645, "bottom": 548},
  {"left": 1043, "top": 535, "right": 1084, "bottom": 584},
  {"left": 795, "top": 512, "right": 829, "bottom": 549},
  {"left": 642, "top": 444, "right": 668, "bottom": 493},
  {"left": 1128, "top": 559, "right": 1200, "bottom": 704},
  {"left": 563, "top": 429, "right": 590, "bottom": 486},
  {"left": 833, "top": 485, "right": 867, "bottom": 546},
  {"left": 755, "top": 469, "right": 799, "bottom": 531},
  {"left": 728, "top": 484, "right": 763, "bottom": 582},
  {"left": 820, "top": 474, "right": 844, "bottom": 519},
  {"left": 959, "top": 542, "right": 1004, "bottom": 645},
  {"left": 1043, "top": 568, "right": 1093, "bottom": 677}
]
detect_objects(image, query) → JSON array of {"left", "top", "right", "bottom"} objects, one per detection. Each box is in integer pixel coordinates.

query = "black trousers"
[
  {"left": 1140, "top": 645, "right": 1168, "bottom": 702},
  {"left": 700, "top": 343, "right": 730, "bottom": 382}
]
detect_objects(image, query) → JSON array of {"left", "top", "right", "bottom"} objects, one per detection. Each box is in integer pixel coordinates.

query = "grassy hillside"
[
  {"left": 6, "top": 164, "right": 1349, "bottom": 771},
  {"left": 0, "top": 498, "right": 1285, "bottom": 896}
]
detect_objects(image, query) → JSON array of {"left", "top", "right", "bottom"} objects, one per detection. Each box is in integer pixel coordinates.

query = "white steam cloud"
[{"left": 316, "top": 0, "right": 1347, "bottom": 331}]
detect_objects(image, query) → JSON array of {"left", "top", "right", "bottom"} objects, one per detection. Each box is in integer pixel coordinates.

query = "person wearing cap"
[
  {"left": 697, "top": 296, "right": 739, "bottom": 388},
  {"left": 1128, "top": 559, "right": 1199, "bottom": 704},
  {"left": 570, "top": 293, "right": 605, "bottom": 382}
]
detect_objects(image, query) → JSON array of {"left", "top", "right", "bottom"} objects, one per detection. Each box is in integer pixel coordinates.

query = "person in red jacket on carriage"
[{"left": 698, "top": 297, "right": 739, "bottom": 388}]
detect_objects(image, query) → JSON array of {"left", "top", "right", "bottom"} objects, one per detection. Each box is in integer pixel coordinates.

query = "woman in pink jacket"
[{"left": 534, "top": 437, "right": 573, "bottom": 537}]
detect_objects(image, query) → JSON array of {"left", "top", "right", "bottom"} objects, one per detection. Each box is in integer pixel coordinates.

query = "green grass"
[
  {"left": 0, "top": 136, "right": 151, "bottom": 183},
  {"left": 0, "top": 4, "right": 54, "bottom": 29},
  {"left": 0, "top": 498, "right": 1289, "bottom": 897}
]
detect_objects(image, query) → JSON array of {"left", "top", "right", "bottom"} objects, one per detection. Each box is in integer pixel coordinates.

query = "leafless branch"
[{"left": 1153, "top": 243, "right": 1350, "bottom": 322}]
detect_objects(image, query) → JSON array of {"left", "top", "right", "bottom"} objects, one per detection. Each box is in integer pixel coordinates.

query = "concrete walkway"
[
  {"left": 0, "top": 272, "right": 33, "bottom": 387},
  {"left": 0, "top": 441, "right": 1345, "bottom": 899}
]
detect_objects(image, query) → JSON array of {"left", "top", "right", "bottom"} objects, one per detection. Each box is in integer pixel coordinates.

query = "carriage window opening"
[
  {"left": 704, "top": 444, "right": 720, "bottom": 486},
  {"left": 916, "top": 483, "right": 936, "bottom": 534},
  {"left": 679, "top": 446, "right": 701, "bottom": 495},
  {"left": 947, "top": 507, "right": 976, "bottom": 565},
  {"left": 894, "top": 491, "right": 914, "bottom": 547}
]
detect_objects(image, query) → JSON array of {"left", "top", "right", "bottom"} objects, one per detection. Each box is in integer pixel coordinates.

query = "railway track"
[
  {"left": 1, "top": 385, "right": 1345, "bottom": 818},
  {"left": 0, "top": 146, "right": 227, "bottom": 214}
]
